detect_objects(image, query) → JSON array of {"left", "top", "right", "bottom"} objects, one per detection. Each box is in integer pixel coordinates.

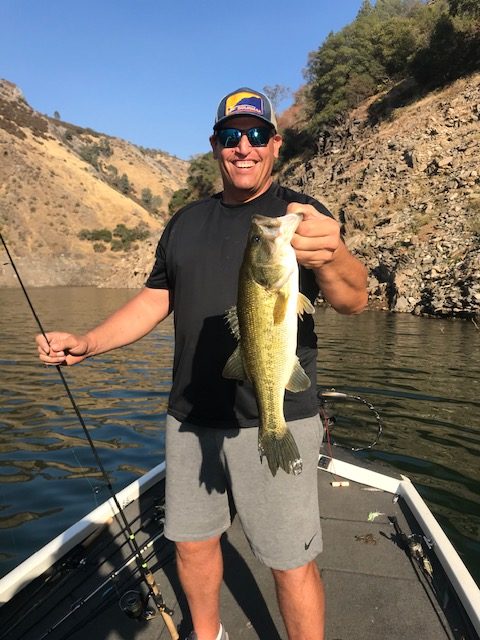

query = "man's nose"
[{"left": 236, "top": 132, "right": 252, "bottom": 153}]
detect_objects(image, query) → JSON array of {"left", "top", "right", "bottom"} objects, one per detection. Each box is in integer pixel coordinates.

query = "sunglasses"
[{"left": 216, "top": 126, "right": 274, "bottom": 148}]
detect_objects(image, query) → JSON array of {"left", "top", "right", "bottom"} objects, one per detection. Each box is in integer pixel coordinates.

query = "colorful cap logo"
[{"left": 214, "top": 87, "right": 277, "bottom": 130}]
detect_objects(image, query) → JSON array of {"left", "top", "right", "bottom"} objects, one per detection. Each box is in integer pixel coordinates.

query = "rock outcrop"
[{"left": 281, "top": 73, "right": 480, "bottom": 318}]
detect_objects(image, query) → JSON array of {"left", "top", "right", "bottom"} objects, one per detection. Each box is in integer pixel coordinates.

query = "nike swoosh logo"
[{"left": 304, "top": 533, "right": 317, "bottom": 550}]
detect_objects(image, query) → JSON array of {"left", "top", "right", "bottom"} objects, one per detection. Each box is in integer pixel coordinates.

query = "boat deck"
[{"left": 1, "top": 456, "right": 476, "bottom": 640}]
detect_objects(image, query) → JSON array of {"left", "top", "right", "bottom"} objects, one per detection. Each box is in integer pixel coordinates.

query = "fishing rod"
[
  {"left": 0, "top": 232, "right": 179, "bottom": 640},
  {"left": 1, "top": 497, "right": 168, "bottom": 639},
  {"left": 40, "top": 528, "right": 171, "bottom": 640},
  {"left": 3, "top": 524, "right": 171, "bottom": 640}
]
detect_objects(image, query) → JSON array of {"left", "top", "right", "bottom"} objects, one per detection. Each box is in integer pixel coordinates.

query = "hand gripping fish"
[{"left": 223, "top": 213, "right": 315, "bottom": 476}]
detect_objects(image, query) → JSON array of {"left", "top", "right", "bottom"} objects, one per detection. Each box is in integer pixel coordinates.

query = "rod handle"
[{"left": 161, "top": 610, "right": 179, "bottom": 639}]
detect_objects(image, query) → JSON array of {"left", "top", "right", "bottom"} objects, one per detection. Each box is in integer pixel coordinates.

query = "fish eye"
[{"left": 251, "top": 234, "right": 261, "bottom": 243}]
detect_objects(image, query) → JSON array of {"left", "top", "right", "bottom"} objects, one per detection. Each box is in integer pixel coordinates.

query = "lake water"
[{"left": 0, "top": 287, "right": 479, "bottom": 587}]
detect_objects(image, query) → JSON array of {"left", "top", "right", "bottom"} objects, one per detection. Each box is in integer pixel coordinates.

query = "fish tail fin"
[{"left": 258, "top": 427, "right": 303, "bottom": 477}]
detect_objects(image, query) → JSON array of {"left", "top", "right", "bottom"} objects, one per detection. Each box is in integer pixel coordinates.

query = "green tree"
[
  {"left": 168, "top": 188, "right": 191, "bottom": 216},
  {"left": 168, "top": 152, "right": 221, "bottom": 215},
  {"left": 374, "top": 16, "right": 419, "bottom": 77},
  {"left": 357, "top": 0, "right": 374, "bottom": 18},
  {"left": 410, "top": 8, "right": 480, "bottom": 85},
  {"left": 449, "top": 0, "right": 480, "bottom": 17},
  {"left": 186, "top": 152, "right": 219, "bottom": 199},
  {"left": 299, "top": 0, "right": 448, "bottom": 142}
]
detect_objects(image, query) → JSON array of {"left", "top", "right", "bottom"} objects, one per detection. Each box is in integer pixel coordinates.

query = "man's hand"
[
  {"left": 35, "top": 288, "right": 172, "bottom": 367},
  {"left": 288, "top": 202, "right": 341, "bottom": 270},
  {"left": 287, "top": 202, "right": 368, "bottom": 314},
  {"left": 36, "top": 332, "right": 90, "bottom": 366}
]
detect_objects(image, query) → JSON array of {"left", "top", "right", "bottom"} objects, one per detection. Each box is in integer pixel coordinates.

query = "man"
[{"left": 37, "top": 87, "right": 368, "bottom": 640}]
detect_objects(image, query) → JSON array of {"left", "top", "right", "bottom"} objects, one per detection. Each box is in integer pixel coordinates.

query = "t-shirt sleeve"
[
  {"left": 302, "top": 193, "right": 333, "bottom": 219},
  {"left": 274, "top": 184, "right": 334, "bottom": 219},
  {"left": 145, "top": 226, "right": 171, "bottom": 289}
]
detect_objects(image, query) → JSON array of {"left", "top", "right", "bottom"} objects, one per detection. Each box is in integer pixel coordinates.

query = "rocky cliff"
[
  {"left": 0, "top": 79, "right": 189, "bottom": 288},
  {"left": 281, "top": 73, "right": 480, "bottom": 318}
]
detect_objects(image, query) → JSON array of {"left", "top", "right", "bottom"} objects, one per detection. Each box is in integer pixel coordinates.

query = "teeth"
[{"left": 235, "top": 162, "right": 254, "bottom": 168}]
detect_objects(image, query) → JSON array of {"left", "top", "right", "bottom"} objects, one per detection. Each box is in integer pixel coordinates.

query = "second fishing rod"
[{"left": 0, "top": 232, "right": 178, "bottom": 640}]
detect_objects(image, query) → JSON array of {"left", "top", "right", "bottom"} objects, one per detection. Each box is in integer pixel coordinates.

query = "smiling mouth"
[{"left": 234, "top": 161, "right": 256, "bottom": 169}]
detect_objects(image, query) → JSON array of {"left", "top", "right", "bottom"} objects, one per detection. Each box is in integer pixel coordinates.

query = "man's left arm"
[{"left": 288, "top": 203, "right": 368, "bottom": 315}]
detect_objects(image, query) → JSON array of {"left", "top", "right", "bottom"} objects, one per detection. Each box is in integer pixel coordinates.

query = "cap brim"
[{"left": 213, "top": 114, "right": 276, "bottom": 131}]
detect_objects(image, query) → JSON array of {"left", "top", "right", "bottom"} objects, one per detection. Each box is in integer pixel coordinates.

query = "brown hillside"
[{"left": 0, "top": 79, "right": 189, "bottom": 287}]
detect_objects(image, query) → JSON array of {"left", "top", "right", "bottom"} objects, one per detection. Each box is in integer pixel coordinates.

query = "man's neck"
[{"left": 221, "top": 180, "right": 273, "bottom": 205}]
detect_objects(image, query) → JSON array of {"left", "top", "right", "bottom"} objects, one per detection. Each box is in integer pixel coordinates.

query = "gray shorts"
[{"left": 164, "top": 414, "right": 323, "bottom": 570}]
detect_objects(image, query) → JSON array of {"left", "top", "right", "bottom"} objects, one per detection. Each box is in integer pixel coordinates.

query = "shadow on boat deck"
[{"left": 1, "top": 458, "right": 478, "bottom": 639}]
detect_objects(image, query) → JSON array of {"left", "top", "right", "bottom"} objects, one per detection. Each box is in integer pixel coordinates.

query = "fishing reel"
[
  {"left": 119, "top": 589, "right": 175, "bottom": 622},
  {"left": 119, "top": 590, "right": 145, "bottom": 620}
]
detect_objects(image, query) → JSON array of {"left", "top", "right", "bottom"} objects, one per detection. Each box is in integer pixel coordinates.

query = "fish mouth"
[{"left": 252, "top": 213, "right": 302, "bottom": 241}]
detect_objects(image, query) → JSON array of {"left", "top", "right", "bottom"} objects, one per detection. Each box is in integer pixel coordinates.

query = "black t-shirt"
[{"left": 146, "top": 183, "right": 333, "bottom": 428}]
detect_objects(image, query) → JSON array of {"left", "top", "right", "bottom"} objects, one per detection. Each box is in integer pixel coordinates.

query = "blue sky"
[{"left": 1, "top": 1, "right": 364, "bottom": 160}]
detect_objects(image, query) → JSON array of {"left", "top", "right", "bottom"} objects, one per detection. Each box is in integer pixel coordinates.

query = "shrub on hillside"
[
  {"left": 141, "top": 187, "right": 163, "bottom": 212},
  {"left": 78, "top": 228, "right": 112, "bottom": 242},
  {"left": 79, "top": 139, "right": 113, "bottom": 170},
  {"left": 78, "top": 223, "right": 149, "bottom": 251},
  {"left": 168, "top": 188, "right": 191, "bottom": 215}
]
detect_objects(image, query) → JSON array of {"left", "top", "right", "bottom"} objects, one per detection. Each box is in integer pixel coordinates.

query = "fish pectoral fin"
[
  {"left": 297, "top": 293, "right": 315, "bottom": 319},
  {"left": 225, "top": 306, "right": 240, "bottom": 340},
  {"left": 285, "top": 357, "right": 311, "bottom": 392},
  {"left": 222, "top": 345, "right": 248, "bottom": 381},
  {"left": 273, "top": 290, "right": 288, "bottom": 324}
]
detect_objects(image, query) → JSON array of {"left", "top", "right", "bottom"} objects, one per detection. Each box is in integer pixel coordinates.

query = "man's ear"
[
  {"left": 210, "top": 134, "right": 219, "bottom": 159},
  {"left": 273, "top": 133, "right": 283, "bottom": 159}
]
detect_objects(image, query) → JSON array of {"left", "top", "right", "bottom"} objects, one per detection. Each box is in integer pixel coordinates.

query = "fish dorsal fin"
[
  {"left": 285, "top": 357, "right": 311, "bottom": 393},
  {"left": 225, "top": 305, "right": 240, "bottom": 340},
  {"left": 273, "top": 290, "right": 288, "bottom": 324},
  {"left": 222, "top": 345, "right": 248, "bottom": 381},
  {"left": 297, "top": 293, "right": 315, "bottom": 319}
]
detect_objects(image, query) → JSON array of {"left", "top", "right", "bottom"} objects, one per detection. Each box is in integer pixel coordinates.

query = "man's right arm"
[{"left": 36, "top": 287, "right": 171, "bottom": 366}]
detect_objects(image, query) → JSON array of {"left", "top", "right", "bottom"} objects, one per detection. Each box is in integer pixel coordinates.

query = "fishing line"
[
  {"left": 70, "top": 445, "right": 101, "bottom": 508},
  {"left": 0, "top": 232, "right": 178, "bottom": 639},
  {"left": 318, "top": 389, "right": 383, "bottom": 451}
]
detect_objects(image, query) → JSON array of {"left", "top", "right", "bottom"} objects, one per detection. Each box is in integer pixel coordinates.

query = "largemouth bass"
[{"left": 223, "top": 213, "right": 315, "bottom": 476}]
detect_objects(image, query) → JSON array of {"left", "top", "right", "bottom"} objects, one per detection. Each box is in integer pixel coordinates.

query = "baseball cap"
[{"left": 213, "top": 87, "right": 277, "bottom": 131}]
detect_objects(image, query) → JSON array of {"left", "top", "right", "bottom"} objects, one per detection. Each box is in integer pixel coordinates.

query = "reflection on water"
[
  {"left": 315, "top": 308, "right": 480, "bottom": 581},
  {"left": 0, "top": 288, "right": 479, "bottom": 587},
  {"left": 0, "top": 287, "right": 174, "bottom": 577}
]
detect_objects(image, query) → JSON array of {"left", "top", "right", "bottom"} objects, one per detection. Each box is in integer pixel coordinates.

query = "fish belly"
[{"left": 239, "top": 276, "right": 302, "bottom": 476}]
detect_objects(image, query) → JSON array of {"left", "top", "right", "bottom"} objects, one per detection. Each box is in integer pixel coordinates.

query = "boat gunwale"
[
  {"left": 318, "top": 453, "right": 480, "bottom": 636},
  {"left": 0, "top": 461, "right": 166, "bottom": 605},
  {"left": 2, "top": 455, "right": 480, "bottom": 638}
]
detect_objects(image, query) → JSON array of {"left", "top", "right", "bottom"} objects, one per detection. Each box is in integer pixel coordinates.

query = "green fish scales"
[{"left": 223, "top": 213, "right": 315, "bottom": 476}]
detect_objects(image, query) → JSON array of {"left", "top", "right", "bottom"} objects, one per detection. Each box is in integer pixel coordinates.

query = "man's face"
[{"left": 210, "top": 116, "right": 282, "bottom": 204}]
